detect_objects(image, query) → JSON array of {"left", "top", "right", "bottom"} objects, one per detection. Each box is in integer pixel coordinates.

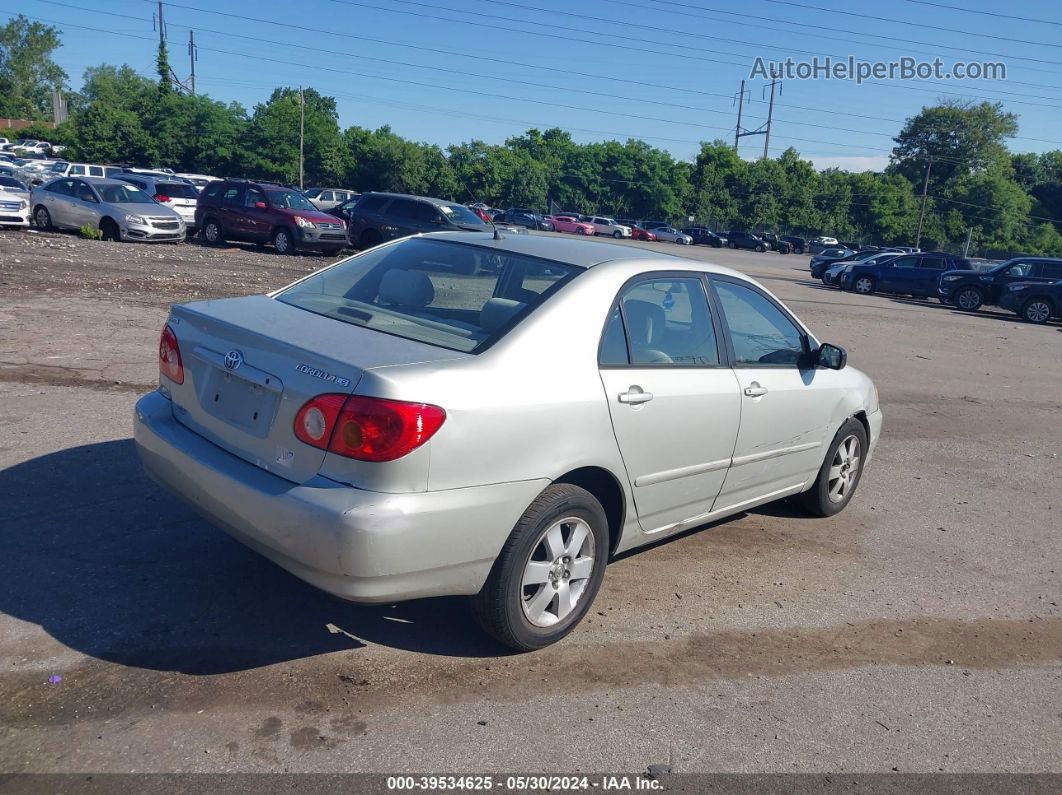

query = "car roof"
[
  {"left": 362, "top": 191, "right": 461, "bottom": 207},
  {"left": 418, "top": 231, "right": 750, "bottom": 274}
]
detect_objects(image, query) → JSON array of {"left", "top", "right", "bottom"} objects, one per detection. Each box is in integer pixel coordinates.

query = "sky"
[{"left": 11, "top": 0, "right": 1062, "bottom": 171}]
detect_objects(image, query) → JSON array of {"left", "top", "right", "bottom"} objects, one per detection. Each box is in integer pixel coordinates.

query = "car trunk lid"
[{"left": 166, "top": 294, "right": 463, "bottom": 484}]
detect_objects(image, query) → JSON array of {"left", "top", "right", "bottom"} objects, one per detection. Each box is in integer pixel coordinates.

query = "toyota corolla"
[{"left": 134, "top": 233, "right": 881, "bottom": 650}]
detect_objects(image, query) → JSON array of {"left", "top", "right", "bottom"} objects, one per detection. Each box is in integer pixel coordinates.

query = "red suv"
[{"left": 195, "top": 179, "right": 347, "bottom": 255}]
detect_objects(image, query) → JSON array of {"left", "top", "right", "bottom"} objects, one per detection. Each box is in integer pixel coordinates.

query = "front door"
[
  {"left": 710, "top": 277, "right": 842, "bottom": 512},
  {"left": 598, "top": 274, "right": 741, "bottom": 534},
  {"left": 876, "top": 254, "right": 921, "bottom": 293},
  {"left": 241, "top": 186, "right": 272, "bottom": 241}
]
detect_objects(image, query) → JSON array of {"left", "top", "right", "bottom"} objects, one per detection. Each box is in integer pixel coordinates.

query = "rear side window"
[
  {"left": 1039, "top": 263, "right": 1062, "bottom": 279},
  {"left": 276, "top": 238, "right": 580, "bottom": 353},
  {"left": 356, "top": 195, "right": 388, "bottom": 213},
  {"left": 201, "top": 182, "right": 222, "bottom": 200},
  {"left": 387, "top": 199, "right": 420, "bottom": 219},
  {"left": 919, "top": 257, "right": 946, "bottom": 270}
]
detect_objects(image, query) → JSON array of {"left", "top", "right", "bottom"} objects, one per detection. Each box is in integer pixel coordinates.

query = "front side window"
[
  {"left": 890, "top": 256, "right": 920, "bottom": 269},
  {"left": 713, "top": 280, "right": 806, "bottom": 367},
  {"left": 600, "top": 277, "right": 719, "bottom": 367},
  {"left": 1002, "top": 261, "right": 1032, "bottom": 277},
  {"left": 244, "top": 187, "right": 266, "bottom": 207},
  {"left": 276, "top": 238, "right": 579, "bottom": 353},
  {"left": 266, "top": 189, "right": 315, "bottom": 210}
]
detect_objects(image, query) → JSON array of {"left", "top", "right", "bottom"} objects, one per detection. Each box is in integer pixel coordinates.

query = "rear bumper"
[{"left": 133, "top": 390, "right": 548, "bottom": 603}]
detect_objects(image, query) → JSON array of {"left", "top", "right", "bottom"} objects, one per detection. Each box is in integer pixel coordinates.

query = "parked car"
[
  {"left": 45, "top": 161, "right": 118, "bottom": 180},
  {"left": 585, "top": 216, "right": 632, "bottom": 239},
  {"left": 781, "top": 235, "right": 807, "bottom": 254},
  {"left": 618, "top": 220, "right": 657, "bottom": 241},
  {"left": 809, "top": 248, "right": 860, "bottom": 279},
  {"left": 346, "top": 191, "right": 490, "bottom": 249},
  {"left": 758, "top": 233, "right": 792, "bottom": 254},
  {"left": 821, "top": 252, "right": 902, "bottom": 286},
  {"left": 546, "top": 215, "right": 596, "bottom": 235},
  {"left": 32, "top": 176, "right": 186, "bottom": 242},
  {"left": 841, "top": 252, "right": 971, "bottom": 297},
  {"left": 304, "top": 187, "right": 359, "bottom": 211},
  {"left": 493, "top": 208, "right": 554, "bottom": 232},
  {"left": 937, "top": 257, "right": 1062, "bottom": 312},
  {"left": 133, "top": 231, "right": 881, "bottom": 651},
  {"left": 326, "top": 195, "right": 362, "bottom": 225},
  {"left": 641, "top": 220, "right": 669, "bottom": 231},
  {"left": 0, "top": 175, "right": 31, "bottom": 228},
  {"left": 15, "top": 140, "right": 50, "bottom": 155},
  {"left": 998, "top": 279, "right": 1062, "bottom": 324},
  {"left": 196, "top": 179, "right": 347, "bottom": 255},
  {"left": 652, "top": 226, "right": 692, "bottom": 245},
  {"left": 115, "top": 173, "right": 201, "bottom": 231},
  {"left": 812, "top": 236, "right": 839, "bottom": 246},
  {"left": 681, "top": 227, "right": 724, "bottom": 247},
  {"left": 726, "top": 231, "right": 769, "bottom": 252},
  {"left": 177, "top": 173, "right": 221, "bottom": 192}
]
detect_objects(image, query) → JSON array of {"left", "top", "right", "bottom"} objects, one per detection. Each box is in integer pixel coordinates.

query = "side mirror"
[
  {"left": 254, "top": 201, "right": 267, "bottom": 209},
  {"left": 816, "top": 342, "right": 847, "bottom": 370}
]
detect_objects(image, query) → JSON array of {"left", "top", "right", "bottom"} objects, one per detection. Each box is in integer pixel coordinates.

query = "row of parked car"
[{"left": 807, "top": 246, "right": 1062, "bottom": 325}]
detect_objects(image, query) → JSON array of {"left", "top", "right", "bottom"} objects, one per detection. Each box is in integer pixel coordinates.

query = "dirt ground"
[{"left": 1, "top": 228, "right": 1060, "bottom": 775}]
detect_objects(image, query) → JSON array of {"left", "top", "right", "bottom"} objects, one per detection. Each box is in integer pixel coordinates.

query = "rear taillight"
[
  {"left": 293, "top": 394, "right": 446, "bottom": 462},
  {"left": 154, "top": 194, "right": 171, "bottom": 203},
  {"left": 159, "top": 324, "right": 184, "bottom": 385}
]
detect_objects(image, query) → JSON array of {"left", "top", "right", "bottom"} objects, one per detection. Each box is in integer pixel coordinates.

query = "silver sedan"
[
  {"left": 31, "top": 177, "right": 186, "bottom": 242},
  {"left": 134, "top": 233, "right": 881, "bottom": 650},
  {"left": 652, "top": 225, "right": 694, "bottom": 245}
]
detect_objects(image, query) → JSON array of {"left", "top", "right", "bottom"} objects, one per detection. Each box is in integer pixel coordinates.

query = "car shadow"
[{"left": 0, "top": 439, "right": 510, "bottom": 675}]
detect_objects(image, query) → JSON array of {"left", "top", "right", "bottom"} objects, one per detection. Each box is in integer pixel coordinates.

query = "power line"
[
  {"left": 763, "top": 0, "right": 1062, "bottom": 50},
  {"left": 896, "top": 0, "right": 1062, "bottom": 27}
]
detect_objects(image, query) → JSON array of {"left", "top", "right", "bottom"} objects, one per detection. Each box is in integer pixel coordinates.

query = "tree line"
[{"left": 3, "top": 14, "right": 1060, "bottom": 256}]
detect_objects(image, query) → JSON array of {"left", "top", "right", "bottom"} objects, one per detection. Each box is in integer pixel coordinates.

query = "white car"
[
  {"left": 16, "top": 140, "right": 51, "bottom": 155},
  {"left": 0, "top": 175, "right": 32, "bottom": 227},
  {"left": 812, "top": 236, "right": 839, "bottom": 246},
  {"left": 652, "top": 226, "right": 693, "bottom": 245},
  {"left": 304, "top": 188, "right": 358, "bottom": 211},
  {"left": 47, "top": 161, "right": 112, "bottom": 179},
  {"left": 588, "top": 216, "right": 632, "bottom": 238},
  {"left": 177, "top": 173, "right": 221, "bottom": 192}
]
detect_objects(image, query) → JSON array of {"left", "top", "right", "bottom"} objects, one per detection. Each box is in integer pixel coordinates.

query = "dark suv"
[
  {"left": 347, "top": 192, "right": 490, "bottom": 249},
  {"left": 725, "top": 231, "right": 768, "bottom": 252},
  {"left": 998, "top": 279, "right": 1062, "bottom": 324},
  {"left": 681, "top": 227, "right": 724, "bottom": 247},
  {"left": 758, "top": 233, "right": 792, "bottom": 254},
  {"left": 492, "top": 208, "right": 553, "bottom": 232},
  {"left": 937, "top": 257, "right": 1062, "bottom": 312},
  {"left": 196, "top": 179, "right": 347, "bottom": 255},
  {"left": 781, "top": 235, "right": 807, "bottom": 254},
  {"left": 841, "top": 252, "right": 971, "bottom": 297}
]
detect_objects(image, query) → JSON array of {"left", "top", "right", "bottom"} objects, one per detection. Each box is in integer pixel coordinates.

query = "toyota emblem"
[{"left": 224, "top": 350, "right": 244, "bottom": 371}]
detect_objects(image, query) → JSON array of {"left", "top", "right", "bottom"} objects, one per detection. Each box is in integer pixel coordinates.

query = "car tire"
[
  {"left": 795, "top": 247, "right": 804, "bottom": 254},
  {"left": 359, "top": 229, "right": 382, "bottom": 249},
  {"left": 1021, "top": 297, "right": 1053, "bottom": 324},
  {"left": 797, "top": 418, "right": 868, "bottom": 517},
  {"left": 472, "top": 483, "right": 608, "bottom": 651},
  {"left": 613, "top": 230, "right": 623, "bottom": 238},
  {"left": 728, "top": 241, "right": 736, "bottom": 249},
  {"left": 201, "top": 218, "right": 224, "bottom": 245},
  {"left": 272, "top": 227, "right": 295, "bottom": 255},
  {"left": 756, "top": 245, "right": 766, "bottom": 252},
  {"left": 33, "top": 205, "right": 51, "bottom": 230},
  {"left": 852, "top": 275, "right": 876, "bottom": 295},
  {"left": 99, "top": 217, "right": 120, "bottom": 242},
  {"left": 954, "top": 286, "right": 984, "bottom": 312},
  {"left": 780, "top": 248, "right": 790, "bottom": 255}
]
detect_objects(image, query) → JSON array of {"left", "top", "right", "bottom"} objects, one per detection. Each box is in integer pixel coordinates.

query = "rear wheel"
[
  {"left": 201, "top": 218, "right": 224, "bottom": 244},
  {"left": 955, "top": 286, "right": 984, "bottom": 312},
  {"left": 34, "top": 205, "right": 51, "bottom": 230},
  {"left": 1022, "top": 298, "right": 1053, "bottom": 324},
  {"left": 853, "top": 275, "right": 876, "bottom": 295},
  {"left": 472, "top": 484, "right": 608, "bottom": 651},
  {"left": 798, "top": 418, "right": 868, "bottom": 517},
  {"left": 272, "top": 226, "right": 295, "bottom": 255}
]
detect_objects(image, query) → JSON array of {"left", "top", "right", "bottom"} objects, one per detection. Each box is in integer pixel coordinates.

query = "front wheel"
[
  {"left": 472, "top": 484, "right": 608, "bottom": 651},
  {"left": 1022, "top": 298, "right": 1053, "bottom": 324},
  {"left": 728, "top": 241, "right": 736, "bottom": 249},
  {"left": 852, "top": 275, "right": 876, "bottom": 295},
  {"left": 100, "top": 217, "right": 120, "bottom": 242},
  {"left": 954, "top": 286, "right": 984, "bottom": 312},
  {"left": 272, "top": 227, "right": 295, "bottom": 255},
  {"left": 797, "top": 418, "right": 868, "bottom": 517},
  {"left": 613, "top": 230, "right": 623, "bottom": 238}
]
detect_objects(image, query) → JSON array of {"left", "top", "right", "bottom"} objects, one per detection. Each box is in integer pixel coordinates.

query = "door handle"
[
  {"left": 618, "top": 387, "right": 654, "bottom": 405},
  {"left": 743, "top": 382, "right": 768, "bottom": 398}
]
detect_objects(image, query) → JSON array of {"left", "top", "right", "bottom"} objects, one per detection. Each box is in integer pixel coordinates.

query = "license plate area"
[{"left": 202, "top": 369, "right": 278, "bottom": 436}]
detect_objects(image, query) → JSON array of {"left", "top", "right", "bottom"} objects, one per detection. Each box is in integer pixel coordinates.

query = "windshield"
[
  {"left": 97, "top": 184, "right": 155, "bottom": 204},
  {"left": 440, "top": 203, "right": 487, "bottom": 226},
  {"left": 266, "top": 189, "right": 316, "bottom": 210},
  {"left": 276, "top": 237, "right": 579, "bottom": 353},
  {"left": 0, "top": 176, "right": 27, "bottom": 190}
]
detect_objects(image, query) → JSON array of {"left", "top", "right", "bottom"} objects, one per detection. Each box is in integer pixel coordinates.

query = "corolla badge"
[
  {"left": 224, "top": 350, "right": 244, "bottom": 371},
  {"left": 296, "top": 363, "right": 351, "bottom": 387}
]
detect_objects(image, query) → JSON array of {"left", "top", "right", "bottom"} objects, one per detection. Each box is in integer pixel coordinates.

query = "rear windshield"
[
  {"left": 157, "top": 182, "right": 198, "bottom": 199},
  {"left": 276, "top": 238, "right": 580, "bottom": 352}
]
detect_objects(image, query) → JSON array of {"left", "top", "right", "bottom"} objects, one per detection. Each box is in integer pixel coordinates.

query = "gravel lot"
[{"left": 1, "top": 229, "right": 1060, "bottom": 775}]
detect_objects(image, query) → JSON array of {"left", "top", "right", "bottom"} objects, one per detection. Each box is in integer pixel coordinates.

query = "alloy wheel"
[
  {"left": 827, "top": 435, "right": 861, "bottom": 503},
  {"left": 957, "top": 288, "right": 982, "bottom": 311},
  {"left": 520, "top": 517, "right": 595, "bottom": 628},
  {"left": 1025, "top": 301, "right": 1051, "bottom": 323}
]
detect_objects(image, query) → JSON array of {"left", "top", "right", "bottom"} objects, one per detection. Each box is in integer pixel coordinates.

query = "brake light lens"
[
  {"left": 158, "top": 324, "right": 184, "bottom": 385},
  {"left": 293, "top": 394, "right": 446, "bottom": 462},
  {"left": 154, "top": 194, "right": 171, "bottom": 203}
]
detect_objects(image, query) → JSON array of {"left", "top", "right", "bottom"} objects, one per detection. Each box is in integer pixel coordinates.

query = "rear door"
[
  {"left": 710, "top": 276, "right": 840, "bottom": 511},
  {"left": 219, "top": 184, "right": 245, "bottom": 238},
  {"left": 912, "top": 254, "right": 947, "bottom": 295},
  {"left": 598, "top": 274, "right": 741, "bottom": 533},
  {"left": 43, "top": 178, "right": 77, "bottom": 227}
]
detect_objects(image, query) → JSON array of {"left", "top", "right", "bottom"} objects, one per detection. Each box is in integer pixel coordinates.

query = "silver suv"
[{"left": 32, "top": 177, "right": 186, "bottom": 242}]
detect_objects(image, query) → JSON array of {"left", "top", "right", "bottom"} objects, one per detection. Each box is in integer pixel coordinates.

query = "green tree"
[
  {"left": 0, "top": 15, "right": 66, "bottom": 119},
  {"left": 156, "top": 41, "right": 172, "bottom": 95},
  {"left": 245, "top": 88, "right": 345, "bottom": 185},
  {"left": 72, "top": 101, "right": 157, "bottom": 163}
]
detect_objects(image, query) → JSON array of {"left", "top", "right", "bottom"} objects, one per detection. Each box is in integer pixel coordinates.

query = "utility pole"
[
  {"left": 962, "top": 226, "right": 973, "bottom": 257},
  {"left": 157, "top": 1, "right": 165, "bottom": 47},
  {"left": 762, "top": 78, "right": 781, "bottom": 160},
  {"left": 188, "top": 30, "right": 197, "bottom": 95},
  {"left": 298, "top": 86, "right": 305, "bottom": 190},
  {"left": 733, "top": 79, "right": 745, "bottom": 152},
  {"left": 915, "top": 156, "right": 933, "bottom": 248}
]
